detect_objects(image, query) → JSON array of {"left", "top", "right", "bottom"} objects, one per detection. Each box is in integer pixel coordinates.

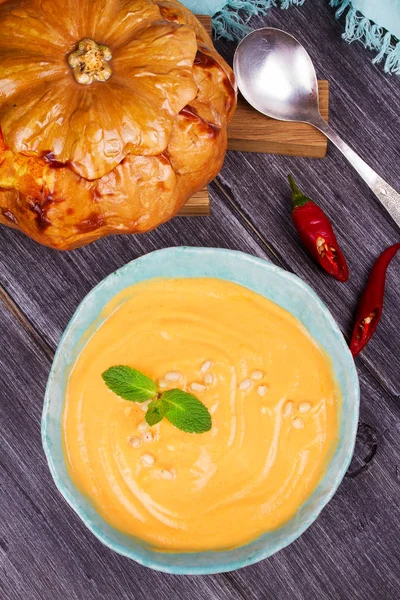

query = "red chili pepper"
[
  {"left": 288, "top": 175, "right": 349, "bottom": 282},
  {"left": 350, "top": 243, "right": 400, "bottom": 357}
]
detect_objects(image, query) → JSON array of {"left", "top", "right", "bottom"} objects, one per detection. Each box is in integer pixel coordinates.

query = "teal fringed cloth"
[
  {"left": 181, "top": 0, "right": 400, "bottom": 74},
  {"left": 330, "top": 0, "right": 400, "bottom": 73}
]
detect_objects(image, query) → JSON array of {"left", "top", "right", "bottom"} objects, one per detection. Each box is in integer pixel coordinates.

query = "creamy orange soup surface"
[{"left": 63, "top": 277, "right": 340, "bottom": 552}]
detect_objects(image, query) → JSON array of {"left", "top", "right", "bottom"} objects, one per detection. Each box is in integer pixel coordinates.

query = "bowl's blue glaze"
[{"left": 42, "top": 247, "right": 359, "bottom": 574}]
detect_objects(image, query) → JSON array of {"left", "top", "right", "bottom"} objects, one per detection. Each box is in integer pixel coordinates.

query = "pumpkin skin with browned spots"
[{"left": 0, "top": 0, "right": 236, "bottom": 249}]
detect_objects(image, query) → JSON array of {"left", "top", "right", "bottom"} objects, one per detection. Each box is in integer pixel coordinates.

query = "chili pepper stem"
[{"left": 288, "top": 174, "right": 311, "bottom": 209}]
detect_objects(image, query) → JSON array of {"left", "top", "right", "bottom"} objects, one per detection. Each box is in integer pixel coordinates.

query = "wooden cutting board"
[{"left": 178, "top": 16, "right": 329, "bottom": 217}]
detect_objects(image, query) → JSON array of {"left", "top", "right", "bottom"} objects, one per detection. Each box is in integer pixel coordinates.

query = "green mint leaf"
[
  {"left": 102, "top": 366, "right": 157, "bottom": 403},
  {"left": 145, "top": 400, "right": 163, "bottom": 426},
  {"left": 159, "top": 389, "right": 212, "bottom": 434}
]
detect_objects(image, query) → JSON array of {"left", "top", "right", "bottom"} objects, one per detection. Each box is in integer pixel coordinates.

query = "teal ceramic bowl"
[{"left": 42, "top": 247, "right": 359, "bottom": 574}]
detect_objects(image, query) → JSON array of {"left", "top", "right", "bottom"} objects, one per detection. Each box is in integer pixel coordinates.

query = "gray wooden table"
[{"left": 1, "top": 2, "right": 399, "bottom": 599}]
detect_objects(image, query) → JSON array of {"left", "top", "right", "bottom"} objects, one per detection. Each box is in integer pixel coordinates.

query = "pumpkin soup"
[{"left": 63, "top": 278, "right": 340, "bottom": 552}]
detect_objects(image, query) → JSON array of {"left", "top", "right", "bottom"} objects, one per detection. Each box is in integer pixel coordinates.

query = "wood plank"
[
  {"left": 216, "top": 152, "right": 400, "bottom": 396},
  {"left": 197, "top": 14, "right": 212, "bottom": 35},
  {"left": 2, "top": 292, "right": 399, "bottom": 599},
  {"left": 228, "top": 81, "right": 329, "bottom": 158},
  {"left": 0, "top": 303, "right": 246, "bottom": 600},
  {"left": 0, "top": 285, "right": 53, "bottom": 361},
  {"left": 177, "top": 187, "right": 210, "bottom": 217},
  {"left": 212, "top": 4, "right": 400, "bottom": 395},
  {"left": 1, "top": 3, "right": 399, "bottom": 598},
  {"left": 0, "top": 183, "right": 269, "bottom": 349},
  {"left": 227, "top": 364, "right": 400, "bottom": 600}
]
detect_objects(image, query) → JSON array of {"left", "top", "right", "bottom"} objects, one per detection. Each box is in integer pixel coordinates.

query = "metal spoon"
[{"left": 233, "top": 27, "right": 400, "bottom": 228}]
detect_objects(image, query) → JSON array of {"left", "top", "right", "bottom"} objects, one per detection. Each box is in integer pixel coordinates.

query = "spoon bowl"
[
  {"left": 233, "top": 28, "right": 400, "bottom": 227},
  {"left": 234, "top": 28, "right": 320, "bottom": 123}
]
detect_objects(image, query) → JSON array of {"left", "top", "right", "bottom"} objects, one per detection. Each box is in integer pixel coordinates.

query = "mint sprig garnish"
[
  {"left": 156, "top": 389, "right": 212, "bottom": 433},
  {"left": 102, "top": 366, "right": 212, "bottom": 434},
  {"left": 102, "top": 366, "right": 158, "bottom": 402}
]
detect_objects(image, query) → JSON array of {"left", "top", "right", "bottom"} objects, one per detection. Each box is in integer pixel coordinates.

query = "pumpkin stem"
[{"left": 68, "top": 39, "right": 112, "bottom": 85}]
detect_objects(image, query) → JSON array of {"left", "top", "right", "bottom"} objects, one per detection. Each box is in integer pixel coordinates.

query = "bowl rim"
[{"left": 42, "top": 246, "right": 360, "bottom": 574}]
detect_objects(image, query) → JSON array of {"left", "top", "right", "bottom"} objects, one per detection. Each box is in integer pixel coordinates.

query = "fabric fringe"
[
  {"left": 213, "top": 0, "right": 400, "bottom": 75},
  {"left": 330, "top": 0, "right": 400, "bottom": 74},
  {"left": 213, "top": 0, "right": 305, "bottom": 41}
]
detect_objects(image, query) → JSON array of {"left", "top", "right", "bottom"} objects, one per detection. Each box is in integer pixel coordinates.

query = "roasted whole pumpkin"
[{"left": 0, "top": 0, "right": 236, "bottom": 249}]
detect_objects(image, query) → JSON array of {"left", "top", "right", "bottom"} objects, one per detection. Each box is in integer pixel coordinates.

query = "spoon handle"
[{"left": 312, "top": 117, "right": 400, "bottom": 229}]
